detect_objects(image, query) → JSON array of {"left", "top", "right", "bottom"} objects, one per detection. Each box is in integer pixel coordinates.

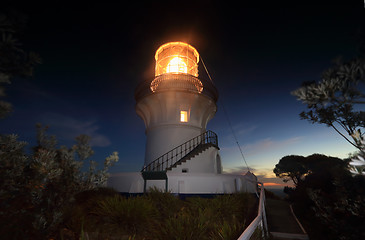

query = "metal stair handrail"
[{"left": 141, "top": 130, "right": 218, "bottom": 172}]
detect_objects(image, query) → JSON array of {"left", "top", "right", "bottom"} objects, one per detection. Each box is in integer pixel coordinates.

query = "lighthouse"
[
  {"left": 108, "top": 42, "right": 257, "bottom": 195},
  {"left": 135, "top": 42, "right": 221, "bottom": 175}
]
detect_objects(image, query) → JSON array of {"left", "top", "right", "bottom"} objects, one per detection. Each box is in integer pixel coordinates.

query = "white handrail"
[{"left": 238, "top": 182, "right": 267, "bottom": 239}]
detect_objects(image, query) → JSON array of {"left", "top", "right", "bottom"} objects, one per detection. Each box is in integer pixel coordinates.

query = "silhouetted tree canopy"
[
  {"left": 292, "top": 57, "right": 365, "bottom": 151},
  {"left": 273, "top": 155, "right": 307, "bottom": 186},
  {"left": 274, "top": 153, "right": 365, "bottom": 239},
  {"left": 0, "top": 10, "right": 41, "bottom": 118}
]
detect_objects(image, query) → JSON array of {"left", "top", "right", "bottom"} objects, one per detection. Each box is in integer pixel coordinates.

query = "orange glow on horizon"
[{"left": 264, "top": 182, "right": 285, "bottom": 187}]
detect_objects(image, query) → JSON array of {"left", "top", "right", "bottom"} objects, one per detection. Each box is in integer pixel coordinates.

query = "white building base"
[{"left": 107, "top": 171, "right": 258, "bottom": 194}]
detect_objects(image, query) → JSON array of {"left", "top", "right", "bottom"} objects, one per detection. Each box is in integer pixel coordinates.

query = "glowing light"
[
  {"left": 150, "top": 42, "right": 203, "bottom": 93},
  {"left": 180, "top": 111, "right": 188, "bottom": 122},
  {"left": 166, "top": 57, "right": 187, "bottom": 74},
  {"left": 155, "top": 42, "right": 199, "bottom": 77}
]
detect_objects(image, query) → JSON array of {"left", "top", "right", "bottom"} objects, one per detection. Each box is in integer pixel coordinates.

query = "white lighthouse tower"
[
  {"left": 135, "top": 42, "right": 221, "bottom": 175},
  {"left": 108, "top": 42, "right": 257, "bottom": 195}
]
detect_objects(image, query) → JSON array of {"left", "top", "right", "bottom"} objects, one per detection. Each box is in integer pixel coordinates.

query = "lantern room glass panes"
[{"left": 155, "top": 42, "right": 199, "bottom": 77}]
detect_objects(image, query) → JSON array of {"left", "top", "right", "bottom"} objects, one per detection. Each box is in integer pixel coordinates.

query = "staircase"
[
  {"left": 166, "top": 143, "right": 215, "bottom": 170},
  {"left": 141, "top": 130, "right": 219, "bottom": 192}
]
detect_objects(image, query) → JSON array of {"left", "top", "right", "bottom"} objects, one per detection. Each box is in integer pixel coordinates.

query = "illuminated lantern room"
[
  {"left": 151, "top": 42, "right": 203, "bottom": 93},
  {"left": 155, "top": 42, "right": 199, "bottom": 77}
]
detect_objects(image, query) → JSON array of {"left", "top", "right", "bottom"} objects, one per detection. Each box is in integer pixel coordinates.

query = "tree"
[
  {"left": 0, "top": 125, "right": 119, "bottom": 239},
  {"left": 292, "top": 58, "right": 365, "bottom": 150},
  {"left": 0, "top": 10, "right": 119, "bottom": 239},
  {"left": 292, "top": 56, "right": 365, "bottom": 175},
  {"left": 273, "top": 155, "right": 307, "bottom": 186},
  {"left": 0, "top": 10, "right": 41, "bottom": 118},
  {"left": 276, "top": 154, "right": 365, "bottom": 240}
]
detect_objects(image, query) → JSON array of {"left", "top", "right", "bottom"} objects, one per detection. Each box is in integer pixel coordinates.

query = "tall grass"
[
  {"left": 61, "top": 188, "right": 256, "bottom": 240},
  {"left": 92, "top": 195, "right": 157, "bottom": 236}
]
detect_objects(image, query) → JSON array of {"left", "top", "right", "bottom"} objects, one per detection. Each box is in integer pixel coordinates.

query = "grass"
[{"left": 60, "top": 187, "right": 257, "bottom": 240}]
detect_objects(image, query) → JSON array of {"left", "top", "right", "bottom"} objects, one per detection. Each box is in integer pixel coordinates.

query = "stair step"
[
  {"left": 167, "top": 143, "right": 216, "bottom": 170},
  {"left": 143, "top": 131, "right": 219, "bottom": 173}
]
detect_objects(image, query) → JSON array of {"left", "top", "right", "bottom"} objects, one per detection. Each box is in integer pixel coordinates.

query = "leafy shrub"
[{"left": 0, "top": 126, "right": 119, "bottom": 239}]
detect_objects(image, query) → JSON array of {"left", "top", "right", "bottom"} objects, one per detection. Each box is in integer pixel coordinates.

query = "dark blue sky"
[{"left": 1, "top": 2, "right": 364, "bottom": 184}]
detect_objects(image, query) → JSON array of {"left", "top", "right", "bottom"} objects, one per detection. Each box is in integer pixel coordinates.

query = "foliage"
[
  {"left": 0, "top": 10, "right": 41, "bottom": 118},
  {"left": 289, "top": 49, "right": 365, "bottom": 238},
  {"left": 273, "top": 155, "right": 307, "bottom": 186},
  {"left": 144, "top": 186, "right": 182, "bottom": 220},
  {"left": 155, "top": 207, "right": 210, "bottom": 240},
  {"left": 275, "top": 154, "right": 365, "bottom": 239},
  {"left": 0, "top": 125, "right": 119, "bottom": 239},
  {"left": 61, "top": 189, "right": 256, "bottom": 240},
  {"left": 292, "top": 57, "right": 365, "bottom": 149},
  {"left": 92, "top": 195, "right": 157, "bottom": 236},
  {"left": 348, "top": 136, "right": 365, "bottom": 175},
  {"left": 292, "top": 55, "right": 365, "bottom": 176},
  {"left": 307, "top": 175, "right": 365, "bottom": 240}
]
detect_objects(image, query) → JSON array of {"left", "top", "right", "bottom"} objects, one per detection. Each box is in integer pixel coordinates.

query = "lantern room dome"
[{"left": 155, "top": 42, "right": 199, "bottom": 77}]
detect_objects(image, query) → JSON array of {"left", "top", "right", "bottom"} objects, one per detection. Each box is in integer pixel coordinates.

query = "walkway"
[{"left": 266, "top": 198, "right": 309, "bottom": 240}]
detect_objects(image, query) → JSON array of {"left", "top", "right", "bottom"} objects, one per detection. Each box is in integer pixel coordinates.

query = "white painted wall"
[
  {"left": 107, "top": 172, "right": 258, "bottom": 194},
  {"left": 170, "top": 146, "right": 221, "bottom": 174},
  {"left": 136, "top": 90, "right": 217, "bottom": 166}
]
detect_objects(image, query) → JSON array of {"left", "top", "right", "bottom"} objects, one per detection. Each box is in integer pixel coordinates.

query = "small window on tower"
[{"left": 180, "top": 111, "right": 188, "bottom": 122}]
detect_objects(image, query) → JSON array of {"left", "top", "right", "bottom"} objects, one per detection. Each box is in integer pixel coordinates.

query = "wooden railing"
[{"left": 238, "top": 182, "right": 268, "bottom": 239}]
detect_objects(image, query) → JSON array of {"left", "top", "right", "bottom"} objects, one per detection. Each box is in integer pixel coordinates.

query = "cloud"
[
  {"left": 220, "top": 123, "right": 258, "bottom": 143},
  {"left": 235, "top": 124, "right": 258, "bottom": 137},
  {"left": 39, "top": 113, "right": 111, "bottom": 147},
  {"left": 223, "top": 166, "right": 255, "bottom": 175},
  {"left": 221, "top": 136, "right": 302, "bottom": 158}
]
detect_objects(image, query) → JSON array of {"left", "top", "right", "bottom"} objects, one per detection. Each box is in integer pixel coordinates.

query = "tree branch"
[{"left": 330, "top": 123, "right": 361, "bottom": 150}]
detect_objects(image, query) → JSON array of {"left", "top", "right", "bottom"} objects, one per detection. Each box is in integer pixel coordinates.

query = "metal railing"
[
  {"left": 141, "top": 130, "right": 218, "bottom": 172},
  {"left": 135, "top": 73, "right": 218, "bottom": 102},
  {"left": 150, "top": 74, "right": 203, "bottom": 93},
  {"left": 238, "top": 182, "right": 268, "bottom": 240}
]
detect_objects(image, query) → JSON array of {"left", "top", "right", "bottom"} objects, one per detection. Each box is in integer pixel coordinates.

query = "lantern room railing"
[
  {"left": 150, "top": 73, "right": 203, "bottom": 93},
  {"left": 135, "top": 74, "right": 218, "bottom": 102}
]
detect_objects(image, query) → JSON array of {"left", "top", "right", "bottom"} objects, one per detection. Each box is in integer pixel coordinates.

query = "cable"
[
  {"left": 200, "top": 56, "right": 214, "bottom": 83},
  {"left": 221, "top": 102, "right": 251, "bottom": 172},
  {"left": 200, "top": 55, "right": 251, "bottom": 172}
]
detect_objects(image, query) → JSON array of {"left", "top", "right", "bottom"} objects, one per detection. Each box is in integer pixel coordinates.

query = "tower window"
[{"left": 180, "top": 111, "right": 188, "bottom": 122}]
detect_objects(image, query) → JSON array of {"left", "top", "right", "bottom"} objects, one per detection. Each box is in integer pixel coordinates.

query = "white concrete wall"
[
  {"left": 107, "top": 172, "right": 258, "bottom": 194},
  {"left": 136, "top": 90, "right": 217, "bottom": 166},
  {"left": 170, "top": 146, "right": 221, "bottom": 174}
]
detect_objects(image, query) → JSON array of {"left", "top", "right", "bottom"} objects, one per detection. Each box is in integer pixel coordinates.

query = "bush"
[{"left": 0, "top": 126, "right": 119, "bottom": 239}]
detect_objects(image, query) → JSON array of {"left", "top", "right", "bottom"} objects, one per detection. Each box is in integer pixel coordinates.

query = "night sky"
[{"left": 1, "top": 2, "right": 364, "bottom": 187}]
